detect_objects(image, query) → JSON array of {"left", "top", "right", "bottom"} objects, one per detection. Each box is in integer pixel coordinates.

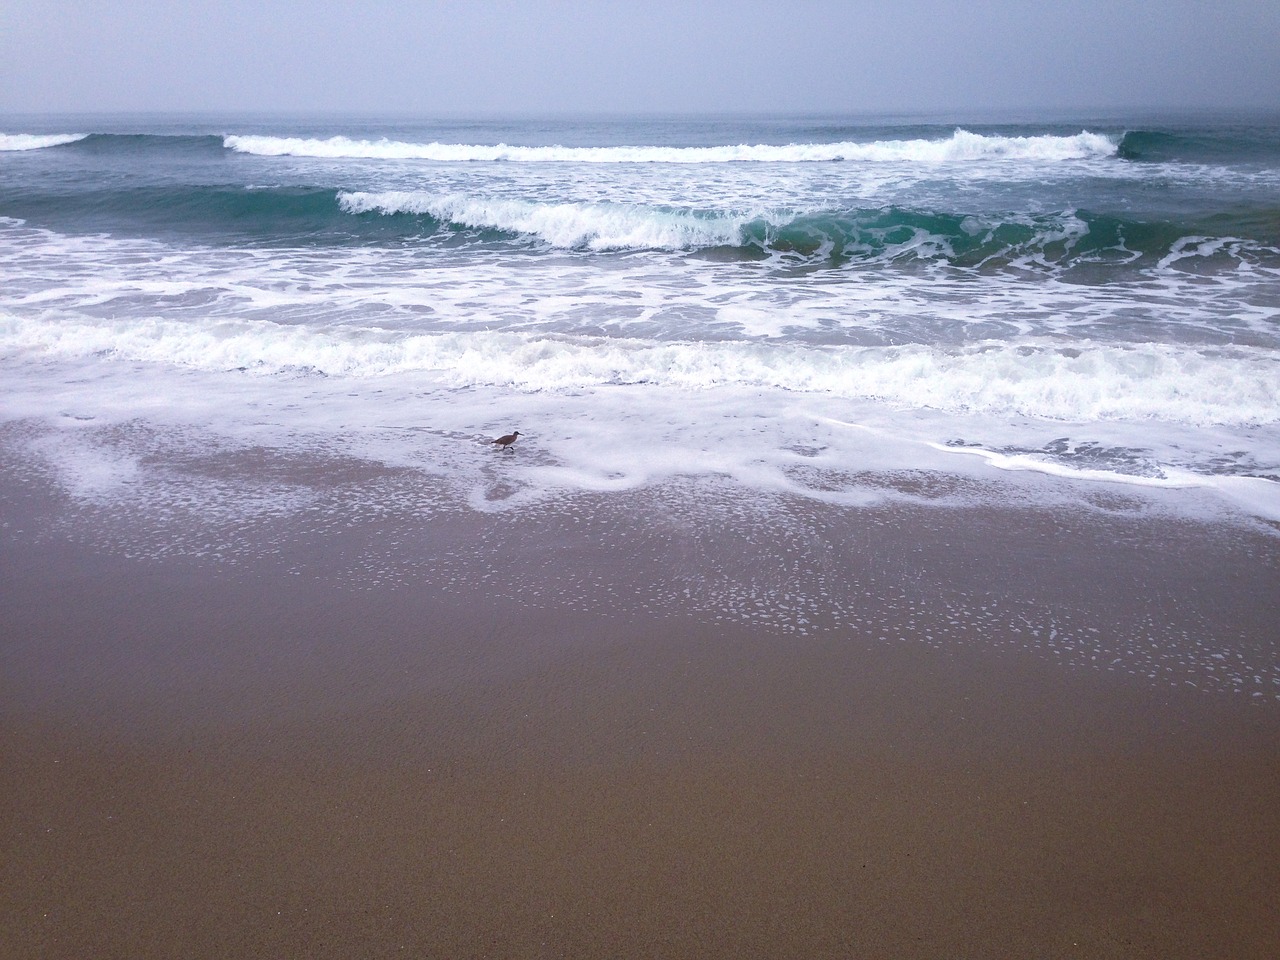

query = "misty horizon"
[{"left": 3, "top": 1, "right": 1277, "bottom": 117}]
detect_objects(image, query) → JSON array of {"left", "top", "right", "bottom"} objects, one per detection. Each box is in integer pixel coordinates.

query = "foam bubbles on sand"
[{"left": 6, "top": 415, "right": 1275, "bottom": 707}]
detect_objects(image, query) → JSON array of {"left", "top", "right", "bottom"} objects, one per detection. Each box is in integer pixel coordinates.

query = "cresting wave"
[
  {"left": 340, "top": 189, "right": 1280, "bottom": 263},
  {"left": 1116, "top": 127, "right": 1280, "bottom": 164},
  {"left": 225, "top": 129, "right": 1119, "bottom": 163},
  {"left": 0, "top": 132, "right": 87, "bottom": 151},
  {"left": 9, "top": 127, "right": 1275, "bottom": 168},
  {"left": 4, "top": 178, "right": 1274, "bottom": 263},
  {"left": 6, "top": 313, "right": 1277, "bottom": 427},
  {"left": 339, "top": 190, "right": 744, "bottom": 250}
]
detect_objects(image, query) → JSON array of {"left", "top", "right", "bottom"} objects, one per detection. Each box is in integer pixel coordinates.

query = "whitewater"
[
  {"left": 222, "top": 128, "right": 1119, "bottom": 163},
  {"left": 2, "top": 113, "right": 1279, "bottom": 524}
]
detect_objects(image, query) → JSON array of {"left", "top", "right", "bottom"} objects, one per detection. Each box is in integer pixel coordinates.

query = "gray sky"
[{"left": 3, "top": 0, "right": 1278, "bottom": 116}]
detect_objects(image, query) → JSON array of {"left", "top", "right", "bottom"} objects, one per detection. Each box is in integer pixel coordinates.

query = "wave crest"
[
  {"left": 0, "top": 133, "right": 88, "bottom": 151},
  {"left": 339, "top": 190, "right": 744, "bottom": 250},
  {"left": 226, "top": 129, "right": 1118, "bottom": 163},
  {"left": 338, "top": 191, "right": 1278, "bottom": 268}
]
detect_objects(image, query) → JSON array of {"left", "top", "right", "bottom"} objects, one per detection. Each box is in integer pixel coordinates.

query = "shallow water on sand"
[{"left": 4, "top": 425, "right": 1276, "bottom": 707}]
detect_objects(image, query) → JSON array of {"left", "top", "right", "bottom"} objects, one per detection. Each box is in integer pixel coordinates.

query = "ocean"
[{"left": 2, "top": 113, "right": 1279, "bottom": 525}]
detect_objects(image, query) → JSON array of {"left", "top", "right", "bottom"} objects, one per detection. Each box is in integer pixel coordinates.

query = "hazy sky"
[{"left": 3, "top": 0, "right": 1278, "bottom": 116}]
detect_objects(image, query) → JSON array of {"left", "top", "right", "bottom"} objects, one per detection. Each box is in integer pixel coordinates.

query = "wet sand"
[{"left": 3, "top": 464, "right": 1280, "bottom": 959}]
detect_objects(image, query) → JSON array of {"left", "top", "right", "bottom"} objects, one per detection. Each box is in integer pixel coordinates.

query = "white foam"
[
  {"left": 1187, "top": 475, "right": 1280, "bottom": 523},
  {"left": 7, "top": 340, "right": 1279, "bottom": 526},
  {"left": 339, "top": 190, "right": 748, "bottom": 250},
  {"left": 0, "top": 133, "right": 87, "bottom": 151},
  {"left": 26, "top": 432, "right": 141, "bottom": 499},
  {"left": 1156, "top": 235, "right": 1257, "bottom": 270},
  {"left": 225, "top": 129, "right": 1118, "bottom": 164},
  {"left": 925, "top": 441, "right": 1201, "bottom": 487},
  {"left": 5, "top": 313, "right": 1277, "bottom": 428},
  {"left": 923, "top": 438, "right": 1280, "bottom": 519}
]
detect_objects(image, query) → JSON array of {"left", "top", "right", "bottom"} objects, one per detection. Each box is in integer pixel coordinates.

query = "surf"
[
  {"left": 0, "top": 132, "right": 88, "bottom": 151},
  {"left": 6, "top": 310, "right": 1276, "bottom": 429},
  {"left": 338, "top": 190, "right": 1280, "bottom": 270},
  {"left": 225, "top": 128, "right": 1120, "bottom": 163}
]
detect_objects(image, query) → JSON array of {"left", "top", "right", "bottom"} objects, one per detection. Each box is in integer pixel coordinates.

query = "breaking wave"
[
  {"left": 6, "top": 313, "right": 1277, "bottom": 427},
  {"left": 225, "top": 129, "right": 1119, "bottom": 163},
  {"left": 341, "top": 190, "right": 1279, "bottom": 267},
  {"left": 0, "top": 133, "right": 88, "bottom": 151},
  {"left": 339, "top": 190, "right": 743, "bottom": 250}
]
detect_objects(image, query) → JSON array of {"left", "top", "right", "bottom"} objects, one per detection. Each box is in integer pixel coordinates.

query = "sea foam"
[
  {"left": 7, "top": 117, "right": 1279, "bottom": 530},
  {"left": 225, "top": 129, "right": 1118, "bottom": 163},
  {"left": 0, "top": 133, "right": 87, "bottom": 151},
  {"left": 339, "top": 190, "right": 747, "bottom": 250},
  {"left": 5, "top": 313, "right": 1276, "bottom": 428}
]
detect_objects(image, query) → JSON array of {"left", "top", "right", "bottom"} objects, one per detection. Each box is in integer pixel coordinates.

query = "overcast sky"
[{"left": 3, "top": 1, "right": 1278, "bottom": 116}]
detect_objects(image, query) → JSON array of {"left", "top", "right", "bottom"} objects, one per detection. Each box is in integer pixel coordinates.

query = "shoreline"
[{"left": 4, "top": 458, "right": 1279, "bottom": 958}]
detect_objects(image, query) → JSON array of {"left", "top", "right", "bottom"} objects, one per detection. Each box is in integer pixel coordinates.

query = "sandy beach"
[{"left": 3, "top": 441, "right": 1279, "bottom": 960}]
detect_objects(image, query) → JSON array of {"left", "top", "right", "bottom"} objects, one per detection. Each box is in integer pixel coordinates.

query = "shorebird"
[{"left": 491, "top": 430, "right": 520, "bottom": 451}]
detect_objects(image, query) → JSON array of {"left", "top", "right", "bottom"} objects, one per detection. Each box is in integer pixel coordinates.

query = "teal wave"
[
  {"left": 1118, "top": 126, "right": 1280, "bottom": 164},
  {"left": 68, "top": 132, "right": 228, "bottom": 156},
  {"left": 2, "top": 185, "right": 368, "bottom": 245},
  {"left": 729, "top": 208, "right": 1280, "bottom": 268},
  {"left": 3, "top": 179, "right": 1277, "bottom": 268}
]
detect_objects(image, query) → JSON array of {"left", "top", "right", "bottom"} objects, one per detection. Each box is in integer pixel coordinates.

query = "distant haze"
[{"left": 3, "top": 0, "right": 1278, "bottom": 116}]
